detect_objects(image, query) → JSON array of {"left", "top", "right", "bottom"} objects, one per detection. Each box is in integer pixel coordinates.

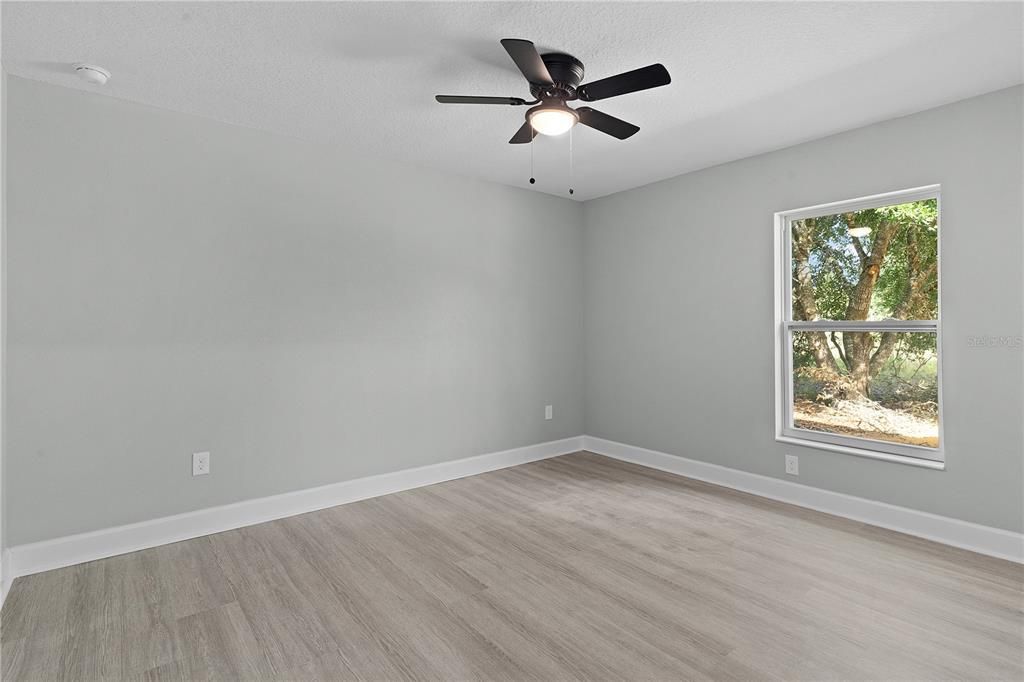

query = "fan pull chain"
[
  {"left": 568, "top": 127, "right": 575, "bottom": 196},
  {"left": 529, "top": 133, "right": 536, "bottom": 185}
]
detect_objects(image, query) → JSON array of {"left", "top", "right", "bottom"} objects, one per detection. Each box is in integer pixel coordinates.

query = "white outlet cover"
[
  {"left": 193, "top": 451, "right": 210, "bottom": 476},
  {"left": 785, "top": 454, "right": 799, "bottom": 476},
  {"left": 545, "top": 405, "right": 553, "bottom": 420}
]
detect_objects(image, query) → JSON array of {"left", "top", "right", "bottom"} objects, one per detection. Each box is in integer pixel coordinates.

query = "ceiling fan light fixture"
[
  {"left": 528, "top": 105, "right": 578, "bottom": 136},
  {"left": 435, "top": 38, "right": 671, "bottom": 145}
]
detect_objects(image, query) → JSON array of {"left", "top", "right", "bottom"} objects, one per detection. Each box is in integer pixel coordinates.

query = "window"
[{"left": 774, "top": 186, "right": 942, "bottom": 467}]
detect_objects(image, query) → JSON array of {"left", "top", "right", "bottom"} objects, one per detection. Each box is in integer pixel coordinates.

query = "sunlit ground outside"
[{"left": 792, "top": 331, "right": 939, "bottom": 448}]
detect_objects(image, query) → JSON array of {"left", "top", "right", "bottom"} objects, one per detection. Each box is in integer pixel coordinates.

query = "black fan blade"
[
  {"left": 500, "top": 38, "right": 553, "bottom": 85},
  {"left": 508, "top": 121, "right": 536, "bottom": 144},
  {"left": 435, "top": 95, "right": 527, "bottom": 105},
  {"left": 578, "top": 64, "right": 671, "bottom": 102},
  {"left": 576, "top": 107, "right": 639, "bottom": 140}
]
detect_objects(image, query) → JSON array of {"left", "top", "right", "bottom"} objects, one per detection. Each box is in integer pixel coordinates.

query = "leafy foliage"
[
  {"left": 791, "top": 199, "right": 938, "bottom": 400},
  {"left": 793, "top": 199, "right": 938, "bottom": 322}
]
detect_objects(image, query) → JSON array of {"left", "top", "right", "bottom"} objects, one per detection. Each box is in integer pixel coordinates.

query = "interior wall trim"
[
  {"left": 5, "top": 436, "right": 585, "bottom": 583},
  {"left": 6, "top": 432, "right": 1019, "bottom": 595},
  {"left": 584, "top": 435, "right": 1023, "bottom": 564},
  {"left": 1, "top": 549, "right": 12, "bottom": 609}
]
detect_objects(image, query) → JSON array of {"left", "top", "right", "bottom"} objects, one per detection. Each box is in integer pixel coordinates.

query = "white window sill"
[{"left": 776, "top": 435, "right": 946, "bottom": 470}]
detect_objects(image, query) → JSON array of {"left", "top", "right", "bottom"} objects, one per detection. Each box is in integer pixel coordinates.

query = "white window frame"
[{"left": 774, "top": 185, "right": 944, "bottom": 470}]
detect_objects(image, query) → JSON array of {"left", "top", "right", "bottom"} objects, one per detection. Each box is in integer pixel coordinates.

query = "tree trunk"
[
  {"left": 791, "top": 220, "right": 840, "bottom": 376},
  {"left": 837, "top": 218, "right": 899, "bottom": 401},
  {"left": 845, "top": 332, "right": 873, "bottom": 401}
]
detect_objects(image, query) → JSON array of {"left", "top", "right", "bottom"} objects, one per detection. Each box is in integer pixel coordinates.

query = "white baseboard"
[
  {"left": 1, "top": 548, "right": 12, "bottom": 609},
  {"left": 7, "top": 436, "right": 584, "bottom": 581},
  {"left": 584, "top": 435, "right": 1024, "bottom": 564},
  {"left": 7, "top": 432, "right": 1019, "bottom": 589}
]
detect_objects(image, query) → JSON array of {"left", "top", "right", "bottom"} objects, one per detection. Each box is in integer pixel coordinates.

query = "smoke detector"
[{"left": 73, "top": 63, "right": 110, "bottom": 85}]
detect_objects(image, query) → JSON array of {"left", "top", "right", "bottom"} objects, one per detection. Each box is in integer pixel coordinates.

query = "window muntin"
[{"left": 776, "top": 187, "right": 942, "bottom": 464}]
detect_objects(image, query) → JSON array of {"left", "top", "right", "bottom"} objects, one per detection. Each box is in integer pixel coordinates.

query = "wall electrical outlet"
[
  {"left": 545, "top": 405, "right": 553, "bottom": 420},
  {"left": 193, "top": 451, "right": 210, "bottom": 476},
  {"left": 785, "top": 454, "right": 799, "bottom": 476}
]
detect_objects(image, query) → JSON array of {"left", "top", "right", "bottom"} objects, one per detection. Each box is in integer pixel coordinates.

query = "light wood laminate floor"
[{"left": 2, "top": 452, "right": 1022, "bottom": 680}]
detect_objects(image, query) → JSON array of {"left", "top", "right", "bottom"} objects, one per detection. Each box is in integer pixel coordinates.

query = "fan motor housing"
[{"left": 530, "top": 52, "right": 585, "bottom": 100}]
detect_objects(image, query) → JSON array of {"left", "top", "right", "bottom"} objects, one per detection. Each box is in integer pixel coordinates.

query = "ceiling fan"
[{"left": 436, "top": 38, "right": 671, "bottom": 144}]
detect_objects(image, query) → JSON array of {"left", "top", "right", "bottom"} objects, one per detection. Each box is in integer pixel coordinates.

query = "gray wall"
[
  {"left": 1, "top": 70, "right": 7, "bottom": 571},
  {"left": 6, "top": 76, "right": 1022, "bottom": 546},
  {"left": 6, "top": 76, "right": 585, "bottom": 545},
  {"left": 584, "top": 85, "right": 1024, "bottom": 532}
]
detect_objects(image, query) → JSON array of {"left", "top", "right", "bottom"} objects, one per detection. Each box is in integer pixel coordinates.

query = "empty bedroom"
[{"left": 0, "top": 1, "right": 1022, "bottom": 680}]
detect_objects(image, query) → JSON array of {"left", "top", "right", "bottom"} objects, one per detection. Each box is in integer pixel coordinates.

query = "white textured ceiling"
[{"left": 3, "top": 1, "right": 1022, "bottom": 200}]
